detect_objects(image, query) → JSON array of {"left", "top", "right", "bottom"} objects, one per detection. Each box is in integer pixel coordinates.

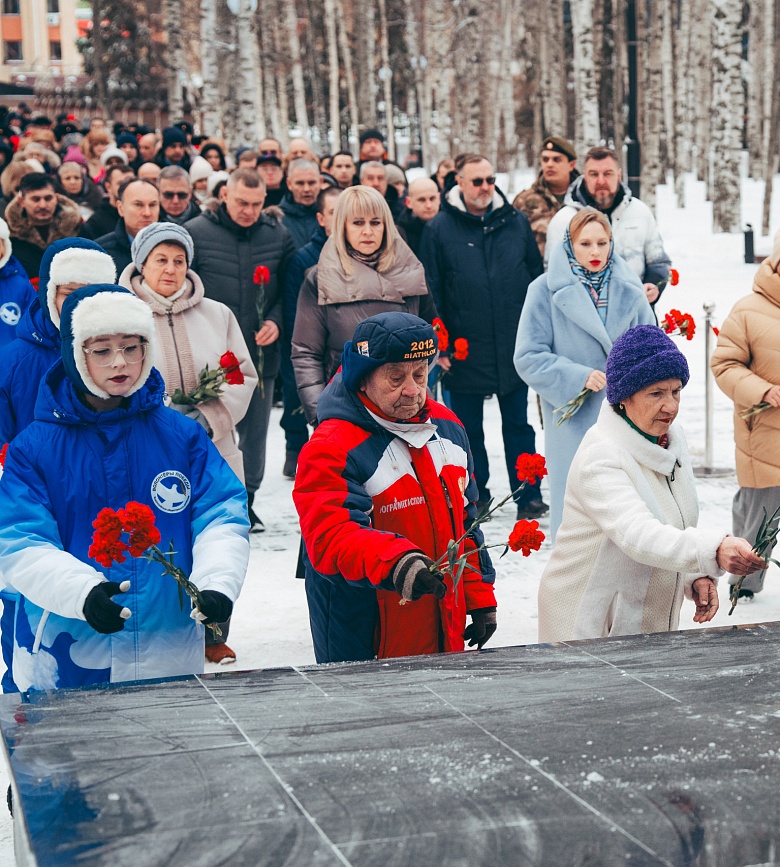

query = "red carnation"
[
  {"left": 669, "top": 268, "right": 679, "bottom": 286},
  {"left": 432, "top": 318, "right": 449, "bottom": 353},
  {"left": 712, "top": 326, "right": 720, "bottom": 337},
  {"left": 88, "top": 507, "right": 128, "bottom": 568},
  {"left": 453, "top": 337, "right": 469, "bottom": 361},
  {"left": 0, "top": 443, "right": 7, "bottom": 469},
  {"left": 219, "top": 350, "right": 244, "bottom": 385},
  {"left": 253, "top": 265, "right": 270, "bottom": 285},
  {"left": 515, "top": 453, "right": 548, "bottom": 486},
  {"left": 508, "top": 519, "right": 545, "bottom": 556}
]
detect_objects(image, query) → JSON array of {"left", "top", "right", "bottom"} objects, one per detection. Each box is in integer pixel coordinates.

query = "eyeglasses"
[
  {"left": 83, "top": 342, "right": 147, "bottom": 366},
  {"left": 161, "top": 191, "right": 190, "bottom": 200},
  {"left": 469, "top": 176, "right": 496, "bottom": 187}
]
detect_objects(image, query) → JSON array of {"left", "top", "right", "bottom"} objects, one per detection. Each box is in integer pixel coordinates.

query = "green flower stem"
[{"left": 147, "top": 543, "right": 222, "bottom": 638}]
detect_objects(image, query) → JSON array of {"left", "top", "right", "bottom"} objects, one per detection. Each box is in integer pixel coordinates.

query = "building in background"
[{"left": 0, "top": 0, "right": 86, "bottom": 86}]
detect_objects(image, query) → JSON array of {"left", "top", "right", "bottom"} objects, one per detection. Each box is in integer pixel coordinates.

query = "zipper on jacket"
[
  {"left": 167, "top": 311, "right": 187, "bottom": 391},
  {"left": 666, "top": 468, "right": 685, "bottom": 629}
]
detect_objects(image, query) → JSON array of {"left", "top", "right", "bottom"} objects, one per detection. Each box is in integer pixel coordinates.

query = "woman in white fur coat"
[
  {"left": 119, "top": 222, "right": 257, "bottom": 665},
  {"left": 538, "top": 325, "right": 765, "bottom": 644}
]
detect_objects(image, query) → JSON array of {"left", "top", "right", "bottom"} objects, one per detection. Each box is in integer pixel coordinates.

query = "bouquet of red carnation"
[
  {"left": 170, "top": 351, "right": 245, "bottom": 406},
  {"left": 661, "top": 309, "right": 696, "bottom": 340},
  {"left": 402, "top": 453, "right": 547, "bottom": 605},
  {"left": 429, "top": 319, "right": 469, "bottom": 391},
  {"left": 88, "top": 502, "right": 222, "bottom": 636}
]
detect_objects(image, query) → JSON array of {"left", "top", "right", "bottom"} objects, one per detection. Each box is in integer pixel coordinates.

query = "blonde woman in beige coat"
[
  {"left": 711, "top": 239, "right": 780, "bottom": 598},
  {"left": 120, "top": 222, "right": 257, "bottom": 664}
]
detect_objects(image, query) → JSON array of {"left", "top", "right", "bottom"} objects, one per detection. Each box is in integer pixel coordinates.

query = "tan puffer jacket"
[{"left": 711, "top": 250, "right": 780, "bottom": 487}]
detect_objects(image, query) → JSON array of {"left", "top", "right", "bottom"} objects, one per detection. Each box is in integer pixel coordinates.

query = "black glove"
[
  {"left": 196, "top": 590, "right": 233, "bottom": 625},
  {"left": 463, "top": 607, "right": 497, "bottom": 649},
  {"left": 390, "top": 552, "right": 447, "bottom": 602},
  {"left": 83, "top": 581, "right": 131, "bottom": 634}
]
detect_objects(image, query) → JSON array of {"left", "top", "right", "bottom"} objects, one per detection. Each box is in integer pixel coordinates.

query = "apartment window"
[
  {"left": 3, "top": 41, "right": 22, "bottom": 62},
  {"left": 47, "top": 0, "right": 60, "bottom": 11},
  {"left": 49, "top": 41, "right": 62, "bottom": 61},
  {"left": 2, "top": 0, "right": 20, "bottom": 15}
]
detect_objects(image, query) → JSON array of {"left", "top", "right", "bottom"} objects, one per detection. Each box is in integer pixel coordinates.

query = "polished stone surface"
[{"left": 3, "top": 623, "right": 780, "bottom": 866}]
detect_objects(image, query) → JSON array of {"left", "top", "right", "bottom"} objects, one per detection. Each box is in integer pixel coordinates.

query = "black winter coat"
[
  {"left": 83, "top": 199, "right": 119, "bottom": 240},
  {"left": 95, "top": 219, "right": 134, "bottom": 276},
  {"left": 280, "top": 194, "right": 320, "bottom": 249},
  {"left": 184, "top": 204, "right": 296, "bottom": 379},
  {"left": 419, "top": 187, "right": 543, "bottom": 395}
]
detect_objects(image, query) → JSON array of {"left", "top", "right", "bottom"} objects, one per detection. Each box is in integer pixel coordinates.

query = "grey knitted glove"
[{"left": 390, "top": 552, "right": 447, "bottom": 602}]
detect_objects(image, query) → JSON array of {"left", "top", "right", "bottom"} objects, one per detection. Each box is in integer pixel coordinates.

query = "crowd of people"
[{"left": 0, "top": 102, "right": 775, "bottom": 696}]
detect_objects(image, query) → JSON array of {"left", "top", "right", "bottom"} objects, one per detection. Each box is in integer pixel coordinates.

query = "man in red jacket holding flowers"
[{"left": 293, "top": 312, "right": 500, "bottom": 663}]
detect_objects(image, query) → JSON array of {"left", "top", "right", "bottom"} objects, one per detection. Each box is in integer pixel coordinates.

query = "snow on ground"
[{"left": 2, "top": 174, "right": 780, "bottom": 860}]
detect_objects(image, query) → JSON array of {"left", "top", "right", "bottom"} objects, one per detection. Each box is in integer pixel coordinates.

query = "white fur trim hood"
[
  {"left": 71, "top": 292, "right": 156, "bottom": 399},
  {"left": 47, "top": 249, "right": 117, "bottom": 328}
]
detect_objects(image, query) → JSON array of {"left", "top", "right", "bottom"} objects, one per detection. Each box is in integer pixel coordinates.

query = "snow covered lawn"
[{"left": 2, "top": 174, "right": 780, "bottom": 861}]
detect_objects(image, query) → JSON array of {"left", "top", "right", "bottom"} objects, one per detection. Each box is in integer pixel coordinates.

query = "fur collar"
[{"left": 5, "top": 194, "right": 83, "bottom": 250}]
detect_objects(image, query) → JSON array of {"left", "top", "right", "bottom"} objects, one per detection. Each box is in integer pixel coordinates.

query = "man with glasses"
[
  {"left": 158, "top": 166, "right": 201, "bottom": 225},
  {"left": 419, "top": 154, "right": 546, "bottom": 520}
]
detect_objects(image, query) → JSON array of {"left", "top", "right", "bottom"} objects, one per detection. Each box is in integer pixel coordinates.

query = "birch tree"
[
  {"left": 641, "top": 0, "right": 665, "bottom": 210},
  {"left": 377, "top": 0, "right": 396, "bottom": 160},
  {"left": 199, "top": 0, "right": 221, "bottom": 137},
  {"left": 354, "top": 1, "right": 376, "bottom": 129},
  {"left": 235, "top": 0, "right": 263, "bottom": 146},
  {"left": 710, "top": 0, "right": 743, "bottom": 232},
  {"left": 323, "top": 0, "right": 341, "bottom": 149},
  {"left": 537, "top": 0, "right": 567, "bottom": 136},
  {"left": 335, "top": 0, "right": 359, "bottom": 144},
  {"left": 165, "top": 0, "right": 185, "bottom": 119},
  {"left": 570, "top": 0, "right": 601, "bottom": 146},
  {"left": 272, "top": 0, "right": 291, "bottom": 141},
  {"left": 283, "top": 0, "right": 309, "bottom": 132}
]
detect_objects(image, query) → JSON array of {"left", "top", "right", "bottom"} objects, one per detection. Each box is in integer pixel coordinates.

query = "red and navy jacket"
[{"left": 293, "top": 373, "right": 496, "bottom": 659}]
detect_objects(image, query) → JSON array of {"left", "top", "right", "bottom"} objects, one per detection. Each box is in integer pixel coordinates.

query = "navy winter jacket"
[{"left": 419, "top": 186, "right": 543, "bottom": 395}]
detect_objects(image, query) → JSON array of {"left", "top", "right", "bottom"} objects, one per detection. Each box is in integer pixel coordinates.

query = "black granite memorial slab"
[{"left": 2, "top": 623, "right": 780, "bottom": 866}]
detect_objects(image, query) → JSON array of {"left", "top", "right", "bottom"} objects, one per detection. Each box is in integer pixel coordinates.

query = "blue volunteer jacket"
[
  {"left": 0, "top": 361, "right": 250, "bottom": 692},
  {"left": 0, "top": 255, "right": 35, "bottom": 350}
]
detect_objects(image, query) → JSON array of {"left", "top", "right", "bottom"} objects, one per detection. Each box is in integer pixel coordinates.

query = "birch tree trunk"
[
  {"left": 760, "top": 0, "right": 775, "bottom": 181},
  {"left": 450, "top": 2, "right": 482, "bottom": 154},
  {"left": 235, "top": 0, "right": 263, "bottom": 145},
  {"left": 692, "top": 0, "right": 713, "bottom": 190},
  {"left": 354, "top": 0, "right": 376, "bottom": 129},
  {"left": 761, "top": 0, "right": 780, "bottom": 234},
  {"left": 273, "top": 0, "right": 291, "bottom": 141},
  {"left": 746, "top": 11, "right": 764, "bottom": 178},
  {"left": 674, "top": 0, "right": 694, "bottom": 204},
  {"left": 200, "top": 0, "right": 221, "bottom": 137},
  {"left": 258, "top": 8, "right": 282, "bottom": 142},
  {"left": 538, "top": 0, "right": 567, "bottom": 135},
  {"left": 283, "top": 0, "right": 309, "bottom": 133},
  {"left": 335, "top": 0, "right": 359, "bottom": 146},
  {"left": 660, "top": 0, "right": 675, "bottom": 175},
  {"left": 377, "top": 0, "right": 396, "bottom": 160},
  {"left": 710, "top": 0, "right": 743, "bottom": 232},
  {"left": 323, "top": 0, "right": 341, "bottom": 149},
  {"left": 165, "top": 0, "right": 185, "bottom": 119},
  {"left": 570, "top": 0, "right": 601, "bottom": 146},
  {"left": 641, "top": 0, "right": 664, "bottom": 210}
]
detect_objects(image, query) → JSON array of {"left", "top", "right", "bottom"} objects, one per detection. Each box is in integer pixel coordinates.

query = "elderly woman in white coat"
[
  {"left": 119, "top": 222, "right": 257, "bottom": 664},
  {"left": 514, "top": 208, "right": 655, "bottom": 541},
  {"left": 537, "top": 325, "right": 765, "bottom": 644}
]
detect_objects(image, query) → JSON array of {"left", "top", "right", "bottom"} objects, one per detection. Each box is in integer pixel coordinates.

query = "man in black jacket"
[
  {"left": 185, "top": 168, "right": 296, "bottom": 530},
  {"left": 396, "top": 177, "right": 440, "bottom": 256},
  {"left": 279, "top": 158, "right": 320, "bottom": 249},
  {"left": 158, "top": 165, "right": 202, "bottom": 225},
  {"left": 419, "top": 154, "right": 546, "bottom": 520},
  {"left": 83, "top": 164, "right": 134, "bottom": 240},
  {"left": 95, "top": 177, "right": 160, "bottom": 274}
]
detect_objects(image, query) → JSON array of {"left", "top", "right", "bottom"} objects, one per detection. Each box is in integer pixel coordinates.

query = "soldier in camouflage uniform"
[{"left": 513, "top": 136, "right": 579, "bottom": 258}]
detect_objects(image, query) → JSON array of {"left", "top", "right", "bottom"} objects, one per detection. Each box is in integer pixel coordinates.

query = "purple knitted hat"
[{"left": 606, "top": 324, "right": 689, "bottom": 405}]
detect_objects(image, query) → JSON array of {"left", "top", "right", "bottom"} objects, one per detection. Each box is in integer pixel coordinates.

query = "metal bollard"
[
  {"left": 694, "top": 301, "right": 730, "bottom": 478},
  {"left": 744, "top": 224, "right": 755, "bottom": 264}
]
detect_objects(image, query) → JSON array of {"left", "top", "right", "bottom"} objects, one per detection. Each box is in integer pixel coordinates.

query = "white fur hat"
[
  {"left": 45, "top": 244, "right": 117, "bottom": 328},
  {"left": 189, "top": 155, "right": 214, "bottom": 184},
  {"left": 207, "top": 170, "right": 229, "bottom": 196},
  {"left": 66, "top": 288, "right": 157, "bottom": 400},
  {"left": 99, "top": 146, "right": 129, "bottom": 167}
]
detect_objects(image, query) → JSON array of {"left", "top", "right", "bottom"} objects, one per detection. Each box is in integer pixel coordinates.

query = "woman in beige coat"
[
  {"left": 711, "top": 240, "right": 780, "bottom": 598},
  {"left": 120, "top": 222, "right": 257, "bottom": 664}
]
